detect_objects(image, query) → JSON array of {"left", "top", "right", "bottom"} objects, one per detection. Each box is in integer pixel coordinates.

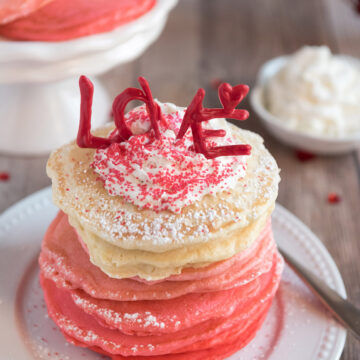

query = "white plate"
[
  {"left": 0, "top": 188, "right": 346, "bottom": 360},
  {"left": 250, "top": 55, "right": 360, "bottom": 155}
]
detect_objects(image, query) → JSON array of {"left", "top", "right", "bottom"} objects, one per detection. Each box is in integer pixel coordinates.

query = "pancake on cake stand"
[{"left": 0, "top": 0, "right": 177, "bottom": 155}]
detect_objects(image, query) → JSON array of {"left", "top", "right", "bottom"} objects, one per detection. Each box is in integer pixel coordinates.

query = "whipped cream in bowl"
[{"left": 250, "top": 46, "right": 360, "bottom": 154}]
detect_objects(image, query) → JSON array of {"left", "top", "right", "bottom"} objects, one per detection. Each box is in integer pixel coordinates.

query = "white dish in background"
[
  {"left": 250, "top": 55, "right": 360, "bottom": 155},
  {"left": 0, "top": 0, "right": 177, "bottom": 155},
  {"left": 0, "top": 187, "right": 346, "bottom": 360}
]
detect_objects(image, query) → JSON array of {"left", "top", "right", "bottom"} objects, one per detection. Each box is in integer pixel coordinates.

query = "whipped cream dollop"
[
  {"left": 266, "top": 46, "right": 360, "bottom": 137},
  {"left": 92, "top": 101, "right": 248, "bottom": 213}
]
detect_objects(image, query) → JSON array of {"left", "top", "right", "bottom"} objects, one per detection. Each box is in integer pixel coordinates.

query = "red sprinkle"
[
  {"left": 0, "top": 172, "right": 10, "bottom": 181},
  {"left": 327, "top": 192, "right": 341, "bottom": 204},
  {"left": 295, "top": 150, "right": 316, "bottom": 162}
]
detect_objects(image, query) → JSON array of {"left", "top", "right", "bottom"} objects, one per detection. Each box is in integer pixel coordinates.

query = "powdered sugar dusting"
[
  {"left": 71, "top": 293, "right": 175, "bottom": 332},
  {"left": 92, "top": 102, "right": 248, "bottom": 213},
  {"left": 84, "top": 150, "right": 278, "bottom": 249}
]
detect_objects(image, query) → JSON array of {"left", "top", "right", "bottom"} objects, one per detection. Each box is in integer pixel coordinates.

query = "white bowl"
[{"left": 250, "top": 55, "right": 360, "bottom": 155}]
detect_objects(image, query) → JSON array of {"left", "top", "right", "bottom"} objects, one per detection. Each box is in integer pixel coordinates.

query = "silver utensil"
[{"left": 278, "top": 245, "right": 360, "bottom": 339}]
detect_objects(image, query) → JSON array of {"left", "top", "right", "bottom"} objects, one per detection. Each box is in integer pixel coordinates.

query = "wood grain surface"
[{"left": 0, "top": 0, "right": 359, "bottom": 358}]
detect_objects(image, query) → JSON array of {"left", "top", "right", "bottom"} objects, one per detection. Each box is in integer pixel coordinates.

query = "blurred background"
[{"left": 0, "top": 1, "right": 359, "bottom": 358}]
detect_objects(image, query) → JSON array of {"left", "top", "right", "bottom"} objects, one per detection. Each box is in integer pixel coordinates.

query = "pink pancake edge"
[
  {"left": 68, "top": 252, "right": 283, "bottom": 336},
  {"left": 39, "top": 211, "right": 276, "bottom": 301},
  {"left": 40, "top": 252, "right": 282, "bottom": 357},
  {"left": 0, "top": 0, "right": 156, "bottom": 41},
  {"left": 64, "top": 304, "right": 271, "bottom": 360},
  {"left": 39, "top": 209, "right": 284, "bottom": 359}
]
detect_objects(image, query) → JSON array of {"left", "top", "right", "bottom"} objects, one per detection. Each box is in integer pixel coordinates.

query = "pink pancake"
[
  {"left": 69, "top": 280, "right": 259, "bottom": 335},
  {"left": 40, "top": 253, "right": 282, "bottom": 357},
  {"left": 42, "top": 275, "right": 272, "bottom": 356},
  {"left": 0, "top": 0, "right": 53, "bottom": 25},
  {"left": 67, "top": 254, "right": 282, "bottom": 335},
  {"left": 66, "top": 305, "right": 271, "bottom": 360},
  {"left": 0, "top": 0, "right": 156, "bottom": 41},
  {"left": 39, "top": 212, "right": 276, "bottom": 300}
]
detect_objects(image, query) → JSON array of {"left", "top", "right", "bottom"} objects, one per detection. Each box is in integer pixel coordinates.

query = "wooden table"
[{"left": 1, "top": 0, "right": 359, "bottom": 358}]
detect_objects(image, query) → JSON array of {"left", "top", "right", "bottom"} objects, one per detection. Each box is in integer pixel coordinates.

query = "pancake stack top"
[{"left": 46, "top": 76, "right": 280, "bottom": 281}]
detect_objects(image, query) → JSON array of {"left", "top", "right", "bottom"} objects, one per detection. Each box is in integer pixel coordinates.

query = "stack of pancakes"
[{"left": 39, "top": 123, "right": 283, "bottom": 359}]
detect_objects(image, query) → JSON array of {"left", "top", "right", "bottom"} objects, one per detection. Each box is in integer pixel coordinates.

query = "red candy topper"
[
  {"left": 176, "top": 84, "right": 251, "bottom": 158},
  {"left": 77, "top": 75, "right": 161, "bottom": 149},
  {"left": 77, "top": 76, "right": 251, "bottom": 159}
]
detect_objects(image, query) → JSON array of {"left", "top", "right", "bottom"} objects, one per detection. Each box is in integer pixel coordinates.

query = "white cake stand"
[{"left": 0, "top": 0, "right": 177, "bottom": 155}]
